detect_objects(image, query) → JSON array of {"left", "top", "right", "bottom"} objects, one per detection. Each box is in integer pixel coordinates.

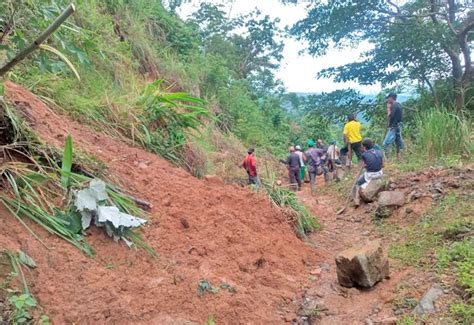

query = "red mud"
[{"left": 1, "top": 81, "right": 320, "bottom": 324}]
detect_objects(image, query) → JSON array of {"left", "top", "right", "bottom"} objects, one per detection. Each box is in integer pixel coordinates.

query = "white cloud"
[{"left": 177, "top": 0, "right": 382, "bottom": 94}]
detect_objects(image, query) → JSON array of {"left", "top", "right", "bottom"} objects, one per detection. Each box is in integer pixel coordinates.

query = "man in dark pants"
[
  {"left": 383, "top": 93, "right": 404, "bottom": 159},
  {"left": 241, "top": 148, "right": 259, "bottom": 189},
  {"left": 305, "top": 140, "right": 323, "bottom": 194},
  {"left": 282, "top": 146, "right": 302, "bottom": 191},
  {"left": 342, "top": 113, "right": 363, "bottom": 167}
]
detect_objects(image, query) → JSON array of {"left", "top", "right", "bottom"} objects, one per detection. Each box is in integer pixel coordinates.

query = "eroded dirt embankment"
[{"left": 1, "top": 81, "right": 320, "bottom": 324}]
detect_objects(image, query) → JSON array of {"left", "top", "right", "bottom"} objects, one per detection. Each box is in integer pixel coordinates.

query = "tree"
[
  {"left": 188, "top": 3, "right": 284, "bottom": 87},
  {"left": 291, "top": 0, "right": 474, "bottom": 114}
]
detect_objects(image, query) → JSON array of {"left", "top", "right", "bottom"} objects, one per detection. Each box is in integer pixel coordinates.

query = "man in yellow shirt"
[{"left": 342, "top": 113, "right": 363, "bottom": 164}]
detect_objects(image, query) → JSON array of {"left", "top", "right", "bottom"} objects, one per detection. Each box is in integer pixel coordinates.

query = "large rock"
[
  {"left": 360, "top": 178, "right": 386, "bottom": 202},
  {"left": 378, "top": 191, "right": 405, "bottom": 207},
  {"left": 335, "top": 240, "right": 389, "bottom": 288}
]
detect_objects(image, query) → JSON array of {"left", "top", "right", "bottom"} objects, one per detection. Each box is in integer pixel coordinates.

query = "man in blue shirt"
[
  {"left": 353, "top": 138, "right": 384, "bottom": 206},
  {"left": 357, "top": 138, "right": 384, "bottom": 187}
]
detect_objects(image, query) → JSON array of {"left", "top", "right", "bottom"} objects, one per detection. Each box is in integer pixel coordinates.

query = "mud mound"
[{"left": 1, "top": 81, "right": 318, "bottom": 324}]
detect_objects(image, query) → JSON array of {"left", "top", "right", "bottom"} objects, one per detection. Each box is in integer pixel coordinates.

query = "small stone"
[
  {"left": 378, "top": 191, "right": 406, "bottom": 207},
  {"left": 432, "top": 193, "right": 442, "bottom": 200},
  {"left": 180, "top": 217, "right": 189, "bottom": 229},
  {"left": 163, "top": 197, "right": 171, "bottom": 207},
  {"left": 310, "top": 268, "right": 322, "bottom": 276},
  {"left": 405, "top": 207, "right": 413, "bottom": 214},
  {"left": 414, "top": 286, "right": 443, "bottom": 316},
  {"left": 380, "top": 317, "right": 397, "bottom": 325},
  {"left": 204, "top": 175, "right": 224, "bottom": 185},
  {"left": 138, "top": 162, "right": 148, "bottom": 169},
  {"left": 408, "top": 190, "right": 422, "bottom": 201},
  {"left": 365, "top": 319, "right": 374, "bottom": 325},
  {"left": 361, "top": 230, "right": 370, "bottom": 236},
  {"left": 447, "top": 182, "right": 460, "bottom": 189}
]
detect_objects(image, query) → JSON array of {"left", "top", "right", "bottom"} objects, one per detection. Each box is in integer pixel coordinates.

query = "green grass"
[
  {"left": 0, "top": 101, "right": 155, "bottom": 256},
  {"left": 262, "top": 174, "right": 320, "bottom": 237},
  {"left": 450, "top": 301, "right": 474, "bottom": 324},
  {"left": 388, "top": 193, "right": 471, "bottom": 267},
  {"left": 383, "top": 192, "right": 473, "bottom": 324},
  {"left": 415, "top": 107, "right": 472, "bottom": 160}
]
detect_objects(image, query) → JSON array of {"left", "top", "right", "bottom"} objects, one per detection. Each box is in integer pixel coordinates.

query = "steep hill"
[{"left": 1, "top": 81, "right": 318, "bottom": 324}]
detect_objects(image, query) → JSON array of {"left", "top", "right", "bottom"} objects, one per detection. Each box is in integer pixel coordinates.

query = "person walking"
[
  {"left": 383, "top": 93, "right": 404, "bottom": 159},
  {"left": 305, "top": 140, "right": 324, "bottom": 194},
  {"left": 327, "top": 140, "right": 340, "bottom": 174},
  {"left": 295, "top": 145, "right": 306, "bottom": 183},
  {"left": 240, "top": 148, "right": 259, "bottom": 189},
  {"left": 282, "top": 146, "right": 302, "bottom": 191},
  {"left": 342, "top": 113, "right": 363, "bottom": 167},
  {"left": 316, "top": 139, "right": 330, "bottom": 183}
]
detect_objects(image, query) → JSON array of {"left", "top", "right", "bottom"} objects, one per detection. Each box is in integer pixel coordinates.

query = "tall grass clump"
[
  {"left": 0, "top": 101, "right": 154, "bottom": 256},
  {"left": 415, "top": 108, "right": 473, "bottom": 160},
  {"left": 262, "top": 175, "right": 320, "bottom": 238}
]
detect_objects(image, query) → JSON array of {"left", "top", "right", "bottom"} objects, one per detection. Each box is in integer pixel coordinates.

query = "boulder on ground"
[
  {"left": 360, "top": 178, "right": 386, "bottom": 202},
  {"left": 335, "top": 240, "right": 389, "bottom": 288},
  {"left": 378, "top": 191, "right": 405, "bottom": 207}
]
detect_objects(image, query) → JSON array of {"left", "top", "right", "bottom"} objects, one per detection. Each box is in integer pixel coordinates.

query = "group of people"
[
  {"left": 281, "top": 140, "right": 334, "bottom": 193},
  {"left": 241, "top": 92, "right": 405, "bottom": 198}
]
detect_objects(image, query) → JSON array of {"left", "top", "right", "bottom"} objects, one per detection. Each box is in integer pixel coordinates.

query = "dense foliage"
[
  {"left": 0, "top": 0, "right": 472, "bottom": 172},
  {"left": 0, "top": 0, "right": 302, "bottom": 165}
]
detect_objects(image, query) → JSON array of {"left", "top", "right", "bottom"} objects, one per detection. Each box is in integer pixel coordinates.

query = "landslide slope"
[{"left": 0, "top": 81, "right": 318, "bottom": 324}]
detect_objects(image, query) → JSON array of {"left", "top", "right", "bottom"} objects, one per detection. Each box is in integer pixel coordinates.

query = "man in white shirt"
[
  {"left": 327, "top": 140, "right": 340, "bottom": 175},
  {"left": 295, "top": 145, "right": 306, "bottom": 183}
]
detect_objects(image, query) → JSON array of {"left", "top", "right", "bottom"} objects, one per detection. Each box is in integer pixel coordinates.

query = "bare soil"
[{"left": 2, "top": 81, "right": 319, "bottom": 324}]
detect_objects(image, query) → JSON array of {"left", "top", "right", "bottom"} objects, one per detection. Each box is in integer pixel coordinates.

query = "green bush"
[{"left": 415, "top": 108, "right": 472, "bottom": 159}]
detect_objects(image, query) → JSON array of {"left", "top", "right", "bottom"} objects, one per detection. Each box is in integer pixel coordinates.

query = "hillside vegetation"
[{"left": 1, "top": 1, "right": 472, "bottom": 171}]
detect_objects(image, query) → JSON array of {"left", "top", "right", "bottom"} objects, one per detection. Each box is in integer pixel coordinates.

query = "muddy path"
[
  {"left": 294, "top": 184, "right": 400, "bottom": 324},
  {"left": 294, "top": 165, "right": 473, "bottom": 325}
]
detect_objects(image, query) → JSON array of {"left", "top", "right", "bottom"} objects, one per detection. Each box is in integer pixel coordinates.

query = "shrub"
[{"left": 415, "top": 108, "right": 472, "bottom": 160}]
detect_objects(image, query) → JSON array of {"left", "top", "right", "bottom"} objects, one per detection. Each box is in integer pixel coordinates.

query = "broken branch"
[{"left": 0, "top": 4, "right": 76, "bottom": 77}]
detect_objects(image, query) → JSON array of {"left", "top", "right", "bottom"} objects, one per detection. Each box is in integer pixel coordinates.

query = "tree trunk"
[
  {"left": 423, "top": 76, "right": 439, "bottom": 107},
  {"left": 446, "top": 49, "right": 464, "bottom": 115},
  {"left": 453, "top": 81, "right": 464, "bottom": 117}
]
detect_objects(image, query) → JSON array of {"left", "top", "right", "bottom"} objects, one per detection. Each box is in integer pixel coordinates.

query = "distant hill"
[{"left": 292, "top": 92, "right": 411, "bottom": 103}]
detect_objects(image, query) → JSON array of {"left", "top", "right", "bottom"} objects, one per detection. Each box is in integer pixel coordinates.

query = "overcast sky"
[{"left": 177, "top": 0, "right": 382, "bottom": 94}]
